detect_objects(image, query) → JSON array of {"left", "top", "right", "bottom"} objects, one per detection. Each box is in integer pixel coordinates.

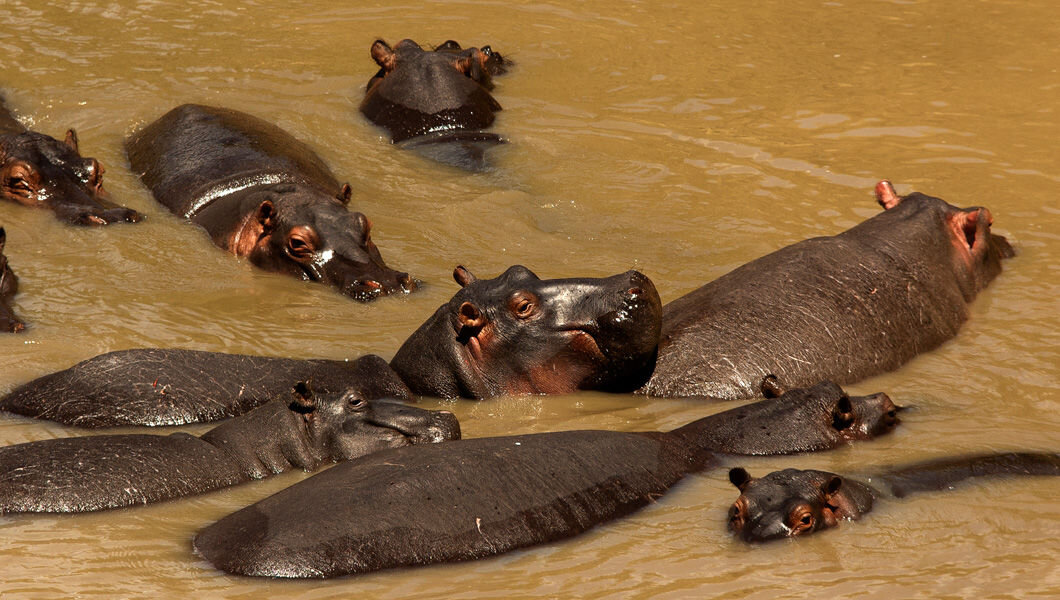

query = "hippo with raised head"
[
  {"left": 0, "top": 227, "right": 23, "bottom": 332},
  {"left": 726, "top": 452, "right": 1060, "bottom": 542},
  {"left": 126, "top": 104, "right": 412, "bottom": 301},
  {"left": 361, "top": 39, "right": 507, "bottom": 170},
  {"left": 0, "top": 383, "right": 459, "bottom": 514},
  {"left": 0, "top": 95, "right": 142, "bottom": 225},
  {"left": 193, "top": 380, "right": 899, "bottom": 578},
  {"left": 0, "top": 352, "right": 409, "bottom": 427},
  {"left": 389, "top": 265, "right": 663, "bottom": 398},
  {"left": 642, "top": 181, "right": 1014, "bottom": 400}
]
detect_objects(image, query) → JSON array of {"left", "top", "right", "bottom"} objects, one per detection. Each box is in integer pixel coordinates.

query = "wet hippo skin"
[
  {"left": 126, "top": 104, "right": 413, "bottom": 301},
  {"left": 727, "top": 452, "right": 1060, "bottom": 542},
  {"left": 1, "top": 94, "right": 142, "bottom": 225},
  {"left": 0, "top": 227, "right": 24, "bottom": 333},
  {"left": 642, "top": 181, "right": 1014, "bottom": 400},
  {"left": 0, "top": 383, "right": 460, "bottom": 513},
  {"left": 193, "top": 381, "right": 899, "bottom": 578}
]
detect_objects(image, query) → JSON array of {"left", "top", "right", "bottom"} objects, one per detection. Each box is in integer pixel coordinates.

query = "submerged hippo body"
[
  {"left": 0, "top": 95, "right": 142, "bottom": 226},
  {"left": 390, "top": 265, "right": 664, "bottom": 398},
  {"left": 0, "top": 227, "right": 24, "bottom": 332},
  {"left": 0, "top": 350, "right": 410, "bottom": 427},
  {"left": 643, "top": 182, "right": 1014, "bottom": 400},
  {"left": 727, "top": 452, "right": 1060, "bottom": 542},
  {"left": 360, "top": 39, "right": 507, "bottom": 170},
  {"left": 194, "top": 381, "right": 899, "bottom": 578},
  {"left": 126, "top": 104, "right": 412, "bottom": 301},
  {"left": 0, "top": 384, "right": 460, "bottom": 514}
]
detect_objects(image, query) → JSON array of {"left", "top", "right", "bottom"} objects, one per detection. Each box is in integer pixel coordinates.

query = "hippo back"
[{"left": 126, "top": 104, "right": 341, "bottom": 218}]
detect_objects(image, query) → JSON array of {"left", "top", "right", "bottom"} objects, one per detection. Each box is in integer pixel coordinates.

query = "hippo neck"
[{"left": 199, "top": 401, "right": 325, "bottom": 479}]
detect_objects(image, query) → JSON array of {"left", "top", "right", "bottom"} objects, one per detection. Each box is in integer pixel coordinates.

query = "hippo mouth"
[{"left": 562, "top": 326, "right": 606, "bottom": 361}]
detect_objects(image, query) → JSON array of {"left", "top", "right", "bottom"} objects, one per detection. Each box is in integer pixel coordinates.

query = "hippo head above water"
[
  {"left": 390, "top": 265, "right": 663, "bottom": 398},
  {"left": 0, "top": 127, "right": 142, "bottom": 226},
  {"left": 231, "top": 182, "right": 413, "bottom": 301}
]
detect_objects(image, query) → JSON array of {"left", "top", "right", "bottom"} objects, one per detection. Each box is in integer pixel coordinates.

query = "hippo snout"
[
  {"left": 417, "top": 410, "right": 461, "bottom": 444},
  {"left": 343, "top": 271, "right": 417, "bottom": 302}
]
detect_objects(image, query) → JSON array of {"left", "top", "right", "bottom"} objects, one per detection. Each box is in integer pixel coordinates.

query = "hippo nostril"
[
  {"left": 628, "top": 287, "right": 644, "bottom": 296},
  {"left": 363, "top": 280, "right": 383, "bottom": 290}
]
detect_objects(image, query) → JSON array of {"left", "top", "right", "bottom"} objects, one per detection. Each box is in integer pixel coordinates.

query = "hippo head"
[
  {"left": 390, "top": 265, "right": 663, "bottom": 399},
  {"left": 360, "top": 38, "right": 505, "bottom": 144},
  {"left": 235, "top": 183, "right": 414, "bottom": 301},
  {"left": 726, "top": 467, "right": 876, "bottom": 542},
  {"left": 0, "top": 227, "right": 24, "bottom": 333},
  {"left": 0, "top": 128, "right": 141, "bottom": 225},
  {"left": 289, "top": 382, "right": 460, "bottom": 461},
  {"left": 874, "top": 180, "right": 1014, "bottom": 302}
]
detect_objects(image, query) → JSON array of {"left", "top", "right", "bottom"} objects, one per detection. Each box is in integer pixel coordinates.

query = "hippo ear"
[
  {"left": 832, "top": 396, "right": 855, "bottom": 431},
  {"left": 453, "top": 265, "right": 477, "bottom": 287},
  {"left": 759, "top": 374, "right": 785, "bottom": 399},
  {"left": 371, "top": 40, "right": 396, "bottom": 71},
  {"left": 874, "top": 180, "right": 902, "bottom": 210},
  {"left": 437, "top": 40, "right": 462, "bottom": 51},
  {"left": 254, "top": 200, "right": 276, "bottom": 234},
  {"left": 0, "top": 227, "right": 6, "bottom": 251},
  {"left": 63, "top": 129, "right": 80, "bottom": 154},
  {"left": 289, "top": 380, "right": 316, "bottom": 414},
  {"left": 823, "top": 475, "right": 843, "bottom": 496},
  {"left": 729, "top": 468, "right": 753, "bottom": 491},
  {"left": 336, "top": 182, "right": 352, "bottom": 206}
]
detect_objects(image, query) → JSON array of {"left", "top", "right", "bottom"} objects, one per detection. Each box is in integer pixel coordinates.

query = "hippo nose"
[
  {"left": 876, "top": 393, "right": 901, "bottom": 428},
  {"left": 397, "top": 272, "right": 416, "bottom": 293}
]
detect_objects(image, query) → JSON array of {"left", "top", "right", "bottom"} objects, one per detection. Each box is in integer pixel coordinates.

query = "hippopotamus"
[
  {"left": 0, "top": 383, "right": 459, "bottom": 514},
  {"left": 726, "top": 452, "right": 1060, "bottom": 542},
  {"left": 0, "top": 227, "right": 24, "bottom": 332},
  {"left": 0, "top": 351, "right": 409, "bottom": 427},
  {"left": 125, "top": 104, "right": 413, "bottom": 301},
  {"left": 642, "top": 181, "right": 1014, "bottom": 399},
  {"left": 360, "top": 39, "right": 507, "bottom": 170},
  {"left": 193, "top": 381, "right": 899, "bottom": 578},
  {"left": 389, "top": 265, "right": 663, "bottom": 398},
  {"left": 0, "top": 95, "right": 142, "bottom": 226}
]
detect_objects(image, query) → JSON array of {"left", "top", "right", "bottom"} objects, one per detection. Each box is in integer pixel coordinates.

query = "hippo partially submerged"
[
  {"left": 726, "top": 452, "right": 1060, "bottom": 542},
  {"left": 360, "top": 39, "right": 507, "bottom": 170},
  {"left": 193, "top": 381, "right": 899, "bottom": 578},
  {"left": 0, "top": 352, "right": 409, "bottom": 427},
  {"left": 0, "top": 383, "right": 459, "bottom": 514},
  {"left": 0, "top": 227, "right": 23, "bottom": 333},
  {"left": 0, "top": 95, "right": 142, "bottom": 225},
  {"left": 126, "top": 104, "right": 412, "bottom": 301},
  {"left": 642, "top": 181, "right": 1014, "bottom": 399}
]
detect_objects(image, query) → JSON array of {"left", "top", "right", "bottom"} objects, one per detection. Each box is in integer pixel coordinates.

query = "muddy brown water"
[{"left": 1, "top": 0, "right": 1058, "bottom": 598}]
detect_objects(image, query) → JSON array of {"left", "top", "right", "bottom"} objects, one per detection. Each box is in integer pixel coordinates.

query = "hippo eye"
[
  {"left": 789, "top": 505, "right": 815, "bottom": 535},
  {"left": 509, "top": 292, "right": 538, "bottom": 319},
  {"left": 348, "top": 396, "right": 367, "bottom": 409}
]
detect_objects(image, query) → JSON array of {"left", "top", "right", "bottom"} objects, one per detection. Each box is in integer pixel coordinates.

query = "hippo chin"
[
  {"left": 642, "top": 181, "right": 1014, "bottom": 400},
  {"left": 727, "top": 452, "right": 1060, "bottom": 543},
  {"left": 0, "top": 227, "right": 24, "bottom": 333},
  {"left": 0, "top": 351, "right": 410, "bottom": 427},
  {"left": 0, "top": 383, "right": 460, "bottom": 514},
  {"left": 126, "top": 104, "right": 413, "bottom": 301},
  {"left": 193, "top": 380, "right": 898, "bottom": 578},
  {"left": 390, "top": 265, "right": 664, "bottom": 398},
  {"left": 360, "top": 39, "right": 507, "bottom": 170},
  {"left": 0, "top": 95, "right": 142, "bottom": 226}
]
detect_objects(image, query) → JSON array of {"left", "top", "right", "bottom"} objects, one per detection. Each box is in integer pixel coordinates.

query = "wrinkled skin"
[
  {"left": 0, "top": 96, "right": 142, "bottom": 225},
  {"left": 0, "top": 227, "right": 24, "bottom": 332},
  {"left": 727, "top": 452, "right": 1060, "bottom": 542},
  {"left": 390, "top": 265, "right": 663, "bottom": 398},
  {"left": 360, "top": 39, "right": 507, "bottom": 170},
  {"left": 193, "top": 381, "right": 896, "bottom": 578},
  {"left": 642, "top": 181, "right": 1014, "bottom": 399},
  {"left": 126, "top": 104, "right": 413, "bottom": 301},
  {"left": 0, "top": 383, "right": 460, "bottom": 514},
  {"left": 0, "top": 351, "right": 410, "bottom": 427}
]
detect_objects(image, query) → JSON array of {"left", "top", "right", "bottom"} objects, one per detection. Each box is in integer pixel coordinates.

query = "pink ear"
[
  {"left": 371, "top": 40, "right": 396, "bottom": 71},
  {"left": 453, "top": 265, "right": 477, "bottom": 287},
  {"left": 64, "top": 129, "right": 80, "bottom": 153},
  {"left": 875, "top": 180, "right": 902, "bottom": 210},
  {"left": 337, "top": 182, "right": 352, "bottom": 205}
]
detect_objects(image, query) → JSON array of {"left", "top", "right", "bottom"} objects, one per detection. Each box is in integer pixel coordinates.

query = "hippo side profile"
[
  {"left": 193, "top": 381, "right": 899, "bottom": 578},
  {"left": 642, "top": 181, "right": 1014, "bottom": 400},
  {"left": 126, "top": 104, "right": 413, "bottom": 301},
  {"left": 0, "top": 351, "right": 409, "bottom": 427},
  {"left": 0, "top": 383, "right": 460, "bottom": 514},
  {"left": 360, "top": 39, "right": 507, "bottom": 170},
  {"left": 726, "top": 452, "right": 1060, "bottom": 542},
  {"left": 0, "top": 227, "right": 24, "bottom": 332},
  {"left": 390, "top": 265, "right": 663, "bottom": 398},
  {"left": 0, "top": 95, "right": 142, "bottom": 225}
]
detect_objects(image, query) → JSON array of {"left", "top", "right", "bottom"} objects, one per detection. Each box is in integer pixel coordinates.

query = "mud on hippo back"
[
  {"left": 1, "top": 95, "right": 142, "bottom": 225},
  {"left": 642, "top": 180, "right": 1014, "bottom": 400},
  {"left": 360, "top": 39, "right": 508, "bottom": 170},
  {"left": 126, "top": 104, "right": 412, "bottom": 301},
  {"left": 0, "top": 227, "right": 24, "bottom": 332}
]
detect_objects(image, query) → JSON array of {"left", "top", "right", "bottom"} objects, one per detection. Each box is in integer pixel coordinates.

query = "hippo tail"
[{"left": 876, "top": 452, "right": 1060, "bottom": 499}]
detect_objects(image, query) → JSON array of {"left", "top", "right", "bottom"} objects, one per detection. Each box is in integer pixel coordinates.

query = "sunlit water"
[{"left": 1, "top": 1, "right": 1057, "bottom": 598}]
